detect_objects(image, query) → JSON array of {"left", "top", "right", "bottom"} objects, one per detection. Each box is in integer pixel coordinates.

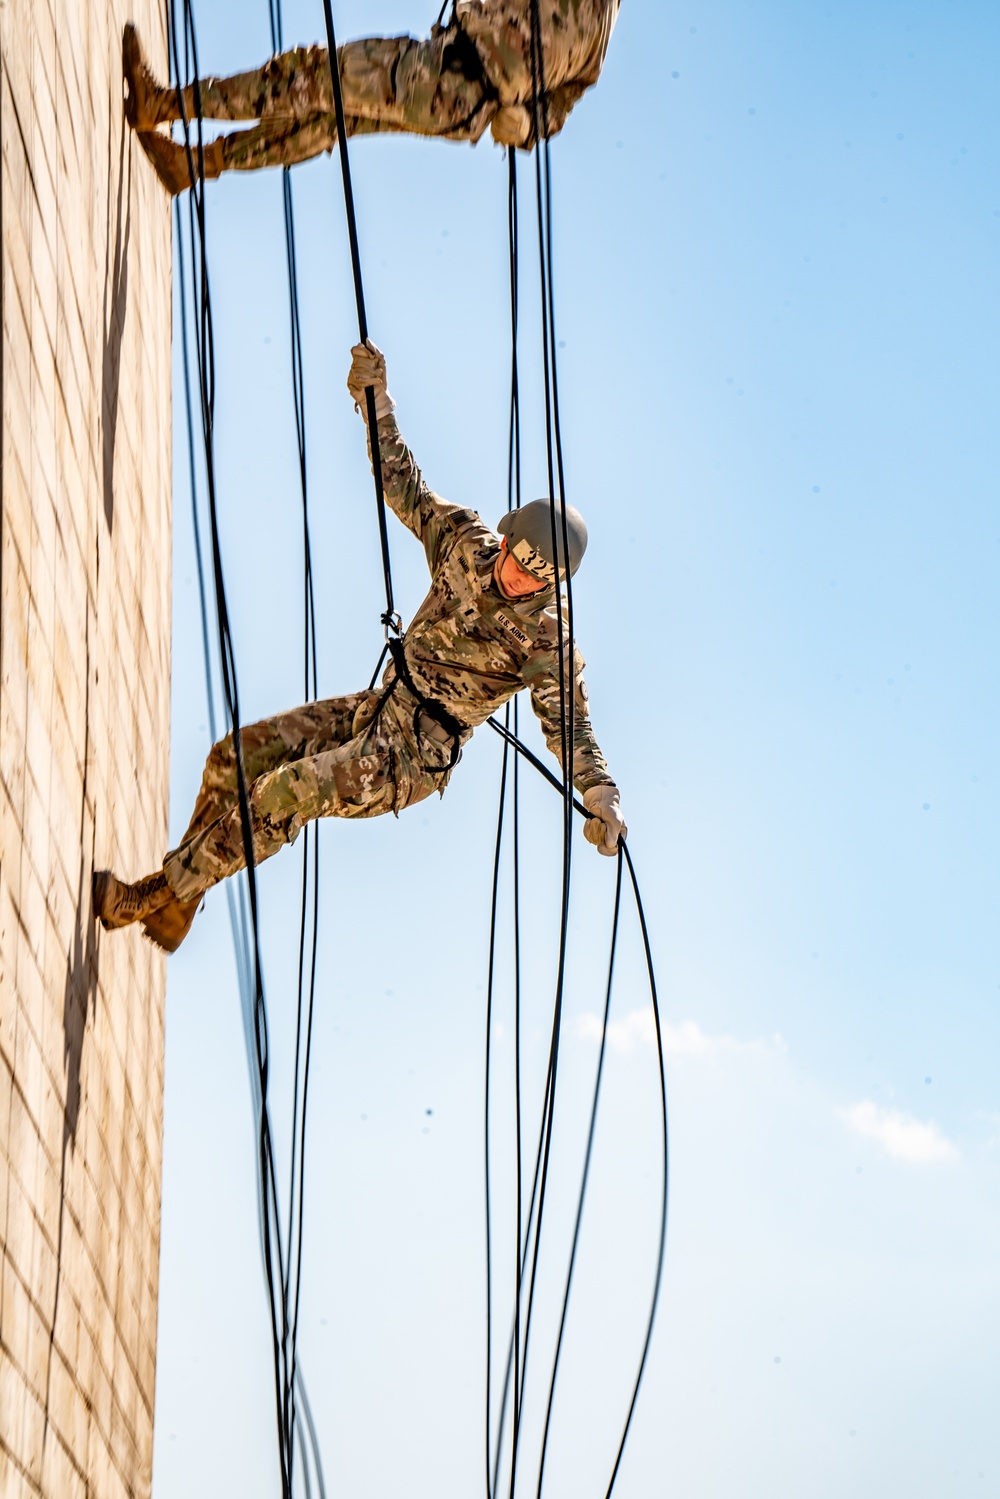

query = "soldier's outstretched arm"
[
  {"left": 347, "top": 341, "right": 482, "bottom": 574},
  {"left": 526, "top": 636, "right": 613, "bottom": 793},
  {"left": 524, "top": 627, "right": 627, "bottom": 855}
]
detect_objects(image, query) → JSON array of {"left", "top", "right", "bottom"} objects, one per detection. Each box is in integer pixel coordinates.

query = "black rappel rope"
[
  {"left": 169, "top": 4, "right": 299, "bottom": 1495},
  {"left": 485, "top": 145, "right": 526, "bottom": 1499},
  {"left": 485, "top": 705, "right": 670, "bottom": 1499},
  {"left": 503, "top": 11, "right": 577, "bottom": 1497},
  {"left": 319, "top": 0, "right": 400, "bottom": 640},
  {"left": 174, "top": 0, "right": 667, "bottom": 1491},
  {"left": 485, "top": 13, "right": 670, "bottom": 1496},
  {"left": 177, "top": 204, "right": 328, "bottom": 1499},
  {"left": 266, "top": 1, "right": 323, "bottom": 1492}
]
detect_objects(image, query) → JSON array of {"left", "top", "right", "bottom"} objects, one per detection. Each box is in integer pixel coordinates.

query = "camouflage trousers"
[
  {"left": 168, "top": 25, "right": 532, "bottom": 174},
  {"left": 163, "top": 688, "right": 451, "bottom": 902}
]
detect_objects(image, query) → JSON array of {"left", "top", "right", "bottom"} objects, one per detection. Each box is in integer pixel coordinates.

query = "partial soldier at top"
[{"left": 123, "top": 1, "right": 621, "bottom": 194}]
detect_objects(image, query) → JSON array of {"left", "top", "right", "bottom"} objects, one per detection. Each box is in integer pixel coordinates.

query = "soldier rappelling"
[
  {"left": 93, "top": 341, "right": 626, "bottom": 952},
  {"left": 122, "top": 1, "right": 620, "bottom": 194}
]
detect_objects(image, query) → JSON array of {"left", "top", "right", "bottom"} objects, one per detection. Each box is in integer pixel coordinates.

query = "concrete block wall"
[{"left": 0, "top": 2, "right": 171, "bottom": 1494}]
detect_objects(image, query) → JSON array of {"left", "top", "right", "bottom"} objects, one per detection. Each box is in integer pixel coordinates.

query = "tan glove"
[
  {"left": 347, "top": 338, "right": 396, "bottom": 420},
  {"left": 582, "top": 784, "right": 627, "bottom": 857}
]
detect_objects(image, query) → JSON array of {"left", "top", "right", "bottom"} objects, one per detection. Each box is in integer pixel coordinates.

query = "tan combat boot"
[
  {"left": 136, "top": 130, "right": 224, "bottom": 196},
  {"left": 140, "top": 892, "right": 202, "bottom": 954},
  {"left": 92, "top": 869, "right": 172, "bottom": 932},
  {"left": 123, "top": 23, "right": 176, "bottom": 130}
]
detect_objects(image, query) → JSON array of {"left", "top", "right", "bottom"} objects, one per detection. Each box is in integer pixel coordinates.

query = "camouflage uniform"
[
  {"left": 169, "top": 0, "right": 620, "bottom": 174},
  {"left": 163, "top": 411, "right": 613, "bottom": 903}
]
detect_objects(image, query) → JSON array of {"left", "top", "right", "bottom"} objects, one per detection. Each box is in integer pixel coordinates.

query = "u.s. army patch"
[{"left": 495, "top": 610, "right": 530, "bottom": 648}]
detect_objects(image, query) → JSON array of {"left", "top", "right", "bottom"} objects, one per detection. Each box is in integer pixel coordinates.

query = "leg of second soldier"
[
  {"left": 170, "top": 34, "right": 494, "bottom": 131},
  {"left": 163, "top": 30, "right": 497, "bottom": 179},
  {"left": 170, "top": 45, "right": 333, "bottom": 124}
]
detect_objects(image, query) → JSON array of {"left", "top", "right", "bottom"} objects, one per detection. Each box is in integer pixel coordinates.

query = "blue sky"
[{"left": 152, "top": 2, "right": 998, "bottom": 1495}]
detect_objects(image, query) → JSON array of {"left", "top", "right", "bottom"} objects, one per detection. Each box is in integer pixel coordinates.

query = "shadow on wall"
[
  {"left": 50, "top": 604, "right": 98, "bottom": 1452},
  {"left": 47, "top": 98, "right": 137, "bottom": 1448},
  {"left": 62, "top": 102, "right": 135, "bottom": 1163},
  {"left": 60, "top": 597, "right": 97, "bottom": 1153},
  {"left": 102, "top": 104, "right": 131, "bottom": 535}
]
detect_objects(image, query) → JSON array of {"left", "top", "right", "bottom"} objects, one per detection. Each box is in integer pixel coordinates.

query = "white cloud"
[
  {"left": 575, "top": 1011, "right": 785, "bottom": 1060},
  {"left": 839, "top": 1100, "right": 959, "bottom": 1164},
  {"left": 576, "top": 1008, "right": 656, "bottom": 1054}
]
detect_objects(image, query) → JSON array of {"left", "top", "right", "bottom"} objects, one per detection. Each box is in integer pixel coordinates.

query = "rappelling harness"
[{"left": 375, "top": 632, "right": 468, "bottom": 773}]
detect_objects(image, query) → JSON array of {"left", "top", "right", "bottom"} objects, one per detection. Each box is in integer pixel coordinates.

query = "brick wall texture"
[{"left": 0, "top": 2, "right": 171, "bottom": 1495}]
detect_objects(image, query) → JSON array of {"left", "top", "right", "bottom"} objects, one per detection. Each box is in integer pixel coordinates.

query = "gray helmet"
[{"left": 496, "top": 499, "right": 588, "bottom": 585}]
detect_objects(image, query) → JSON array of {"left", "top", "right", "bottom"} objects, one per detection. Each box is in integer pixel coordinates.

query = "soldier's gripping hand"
[
  {"left": 347, "top": 338, "right": 396, "bottom": 421},
  {"left": 582, "top": 784, "right": 627, "bottom": 857}
]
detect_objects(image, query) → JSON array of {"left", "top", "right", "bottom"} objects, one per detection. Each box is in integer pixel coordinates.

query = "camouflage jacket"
[
  {"left": 457, "top": 0, "right": 620, "bottom": 142},
  {"left": 368, "top": 413, "right": 614, "bottom": 793}
]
